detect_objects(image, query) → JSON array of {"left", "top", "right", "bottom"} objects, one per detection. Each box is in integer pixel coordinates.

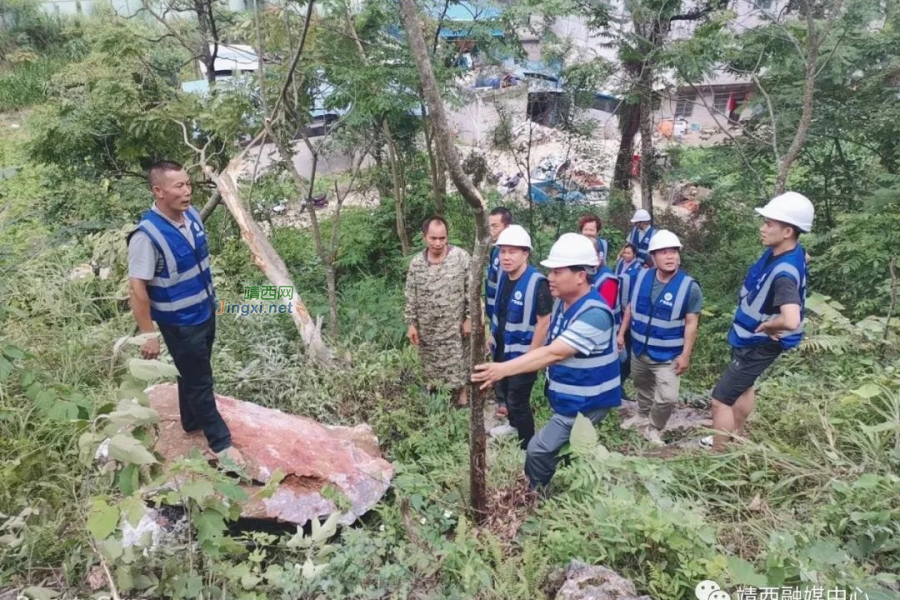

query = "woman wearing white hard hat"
[
  {"left": 707, "top": 192, "right": 814, "bottom": 451},
  {"left": 624, "top": 208, "right": 655, "bottom": 267},
  {"left": 487, "top": 225, "right": 553, "bottom": 450},
  {"left": 616, "top": 230, "right": 703, "bottom": 446},
  {"left": 474, "top": 233, "right": 621, "bottom": 490}
]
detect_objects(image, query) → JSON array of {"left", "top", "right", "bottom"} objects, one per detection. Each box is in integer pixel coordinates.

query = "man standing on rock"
[
  {"left": 127, "top": 160, "right": 245, "bottom": 466},
  {"left": 473, "top": 233, "right": 621, "bottom": 489},
  {"left": 617, "top": 230, "right": 702, "bottom": 445},
  {"left": 488, "top": 225, "right": 553, "bottom": 449},
  {"left": 405, "top": 216, "right": 472, "bottom": 407},
  {"left": 625, "top": 209, "right": 655, "bottom": 267},
  {"left": 708, "top": 192, "right": 813, "bottom": 451}
]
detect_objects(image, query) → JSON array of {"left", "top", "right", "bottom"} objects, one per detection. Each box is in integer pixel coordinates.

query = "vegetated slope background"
[{"left": 1, "top": 2, "right": 898, "bottom": 599}]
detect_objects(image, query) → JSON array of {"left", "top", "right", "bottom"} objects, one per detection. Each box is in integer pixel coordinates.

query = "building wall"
[{"left": 446, "top": 85, "right": 528, "bottom": 148}]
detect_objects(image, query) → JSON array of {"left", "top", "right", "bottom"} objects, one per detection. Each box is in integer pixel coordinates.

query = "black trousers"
[
  {"left": 493, "top": 372, "right": 537, "bottom": 450},
  {"left": 620, "top": 330, "right": 633, "bottom": 382},
  {"left": 158, "top": 316, "right": 232, "bottom": 453}
]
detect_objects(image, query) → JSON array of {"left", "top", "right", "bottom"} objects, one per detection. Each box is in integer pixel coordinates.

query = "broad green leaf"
[
  {"left": 100, "top": 538, "right": 123, "bottom": 561},
  {"left": 22, "top": 587, "right": 61, "bottom": 600},
  {"left": 2, "top": 344, "right": 25, "bottom": 360},
  {"left": 107, "top": 434, "right": 157, "bottom": 465},
  {"left": 128, "top": 358, "right": 179, "bottom": 381},
  {"left": 117, "top": 464, "right": 140, "bottom": 496},
  {"left": 727, "top": 556, "right": 767, "bottom": 587},
  {"left": 119, "top": 496, "right": 145, "bottom": 527},
  {"left": 241, "top": 573, "right": 261, "bottom": 589},
  {"left": 181, "top": 480, "right": 215, "bottom": 503},
  {"left": 0, "top": 357, "right": 11, "bottom": 381},
  {"left": 47, "top": 401, "right": 79, "bottom": 421},
  {"left": 569, "top": 413, "right": 598, "bottom": 454},
  {"left": 194, "top": 509, "right": 226, "bottom": 547},
  {"left": 301, "top": 558, "right": 326, "bottom": 580},
  {"left": 803, "top": 540, "right": 848, "bottom": 565},
  {"left": 87, "top": 499, "right": 119, "bottom": 541},
  {"left": 311, "top": 511, "right": 340, "bottom": 543},
  {"left": 107, "top": 400, "right": 160, "bottom": 427},
  {"left": 851, "top": 383, "right": 881, "bottom": 399},
  {"left": 861, "top": 422, "right": 898, "bottom": 434}
]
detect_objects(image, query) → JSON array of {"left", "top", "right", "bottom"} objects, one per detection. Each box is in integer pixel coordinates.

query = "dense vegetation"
[{"left": 1, "top": 1, "right": 898, "bottom": 599}]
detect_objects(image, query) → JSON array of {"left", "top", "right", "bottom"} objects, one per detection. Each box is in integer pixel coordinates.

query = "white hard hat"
[
  {"left": 540, "top": 233, "right": 600, "bottom": 269},
  {"left": 630, "top": 209, "right": 652, "bottom": 223},
  {"left": 495, "top": 224, "right": 532, "bottom": 250},
  {"left": 647, "top": 229, "right": 683, "bottom": 253},
  {"left": 755, "top": 191, "right": 814, "bottom": 233}
]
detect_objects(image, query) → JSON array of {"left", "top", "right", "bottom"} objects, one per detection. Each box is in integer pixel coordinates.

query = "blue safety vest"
[
  {"left": 485, "top": 246, "right": 500, "bottom": 320},
  {"left": 596, "top": 237, "right": 609, "bottom": 265},
  {"left": 130, "top": 206, "right": 215, "bottom": 326},
  {"left": 628, "top": 226, "right": 655, "bottom": 265},
  {"left": 630, "top": 268, "right": 696, "bottom": 362},
  {"left": 490, "top": 266, "right": 545, "bottom": 361},
  {"left": 729, "top": 245, "right": 807, "bottom": 350},
  {"left": 546, "top": 290, "right": 621, "bottom": 416},
  {"left": 616, "top": 258, "right": 643, "bottom": 308}
]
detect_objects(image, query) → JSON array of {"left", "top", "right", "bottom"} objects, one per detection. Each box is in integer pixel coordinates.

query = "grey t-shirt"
[
  {"left": 128, "top": 206, "right": 196, "bottom": 280},
  {"left": 649, "top": 275, "right": 703, "bottom": 314},
  {"left": 769, "top": 277, "right": 801, "bottom": 311}
]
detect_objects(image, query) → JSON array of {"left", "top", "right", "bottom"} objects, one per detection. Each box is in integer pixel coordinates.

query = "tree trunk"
[
  {"left": 204, "top": 160, "right": 332, "bottom": 362},
  {"left": 638, "top": 70, "right": 654, "bottom": 214},
  {"left": 423, "top": 113, "right": 447, "bottom": 215},
  {"left": 398, "top": 0, "right": 490, "bottom": 523},
  {"left": 613, "top": 99, "right": 640, "bottom": 191},
  {"left": 774, "top": 46, "right": 818, "bottom": 194},
  {"left": 383, "top": 122, "right": 411, "bottom": 255},
  {"left": 199, "top": 191, "right": 220, "bottom": 222}
]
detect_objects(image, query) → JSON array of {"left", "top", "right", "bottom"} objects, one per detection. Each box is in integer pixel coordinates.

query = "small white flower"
[
  {"left": 443, "top": 510, "right": 452, "bottom": 519},
  {"left": 379, "top": 525, "right": 385, "bottom": 532},
  {"left": 419, "top": 517, "right": 427, "bottom": 525}
]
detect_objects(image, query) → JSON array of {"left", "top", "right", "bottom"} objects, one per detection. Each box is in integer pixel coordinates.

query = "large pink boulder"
[{"left": 147, "top": 384, "right": 394, "bottom": 526}]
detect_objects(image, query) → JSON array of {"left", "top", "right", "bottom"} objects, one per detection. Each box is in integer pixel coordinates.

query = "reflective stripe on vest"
[
  {"left": 546, "top": 290, "right": 621, "bottom": 416},
  {"left": 596, "top": 237, "right": 609, "bottom": 264},
  {"left": 134, "top": 207, "right": 215, "bottom": 326},
  {"left": 485, "top": 246, "right": 500, "bottom": 319},
  {"left": 490, "top": 266, "right": 545, "bottom": 360},
  {"left": 729, "top": 246, "right": 807, "bottom": 350},
  {"left": 629, "top": 268, "right": 694, "bottom": 362}
]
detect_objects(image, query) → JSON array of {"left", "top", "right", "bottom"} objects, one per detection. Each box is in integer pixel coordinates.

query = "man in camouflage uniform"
[{"left": 405, "top": 216, "right": 472, "bottom": 406}]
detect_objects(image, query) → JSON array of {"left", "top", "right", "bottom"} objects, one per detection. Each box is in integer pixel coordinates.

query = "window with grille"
[{"left": 674, "top": 93, "right": 695, "bottom": 118}]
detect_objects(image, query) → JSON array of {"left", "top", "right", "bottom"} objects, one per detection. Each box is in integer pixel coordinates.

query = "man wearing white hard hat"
[
  {"left": 473, "top": 233, "right": 621, "bottom": 489},
  {"left": 487, "top": 225, "right": 553, "bottom": 448},
  {"left": 625, "top": 209, "right": 655, "bottom": 267},
  {"left": 617, "top": 230, "right": 702, "bottom": 445},
  {"left": 707, "top": 192, "right": 813, "bottom": 451}
]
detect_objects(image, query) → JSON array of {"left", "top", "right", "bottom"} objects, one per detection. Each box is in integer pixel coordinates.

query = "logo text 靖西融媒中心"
[{"left": 696, "top": 580, "right": 870, "bottom": 600}]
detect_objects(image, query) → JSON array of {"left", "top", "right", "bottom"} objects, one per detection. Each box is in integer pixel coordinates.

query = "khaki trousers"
[{"left": 631, "top": 353, "right": 681, "bottom": 430}]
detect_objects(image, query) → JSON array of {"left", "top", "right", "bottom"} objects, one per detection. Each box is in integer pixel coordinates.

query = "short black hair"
[
  {"left": 422, "top": 215, "right": 449, "bottom": 235},
  {"left": 489, "top": 207, "right": 513, "bottom": 226},
  {"left": 623, "top": 242, "right": 638, "bottom": 254},
  {"left": 148, "top": 160, "right": 185, "bottom": 188}
]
